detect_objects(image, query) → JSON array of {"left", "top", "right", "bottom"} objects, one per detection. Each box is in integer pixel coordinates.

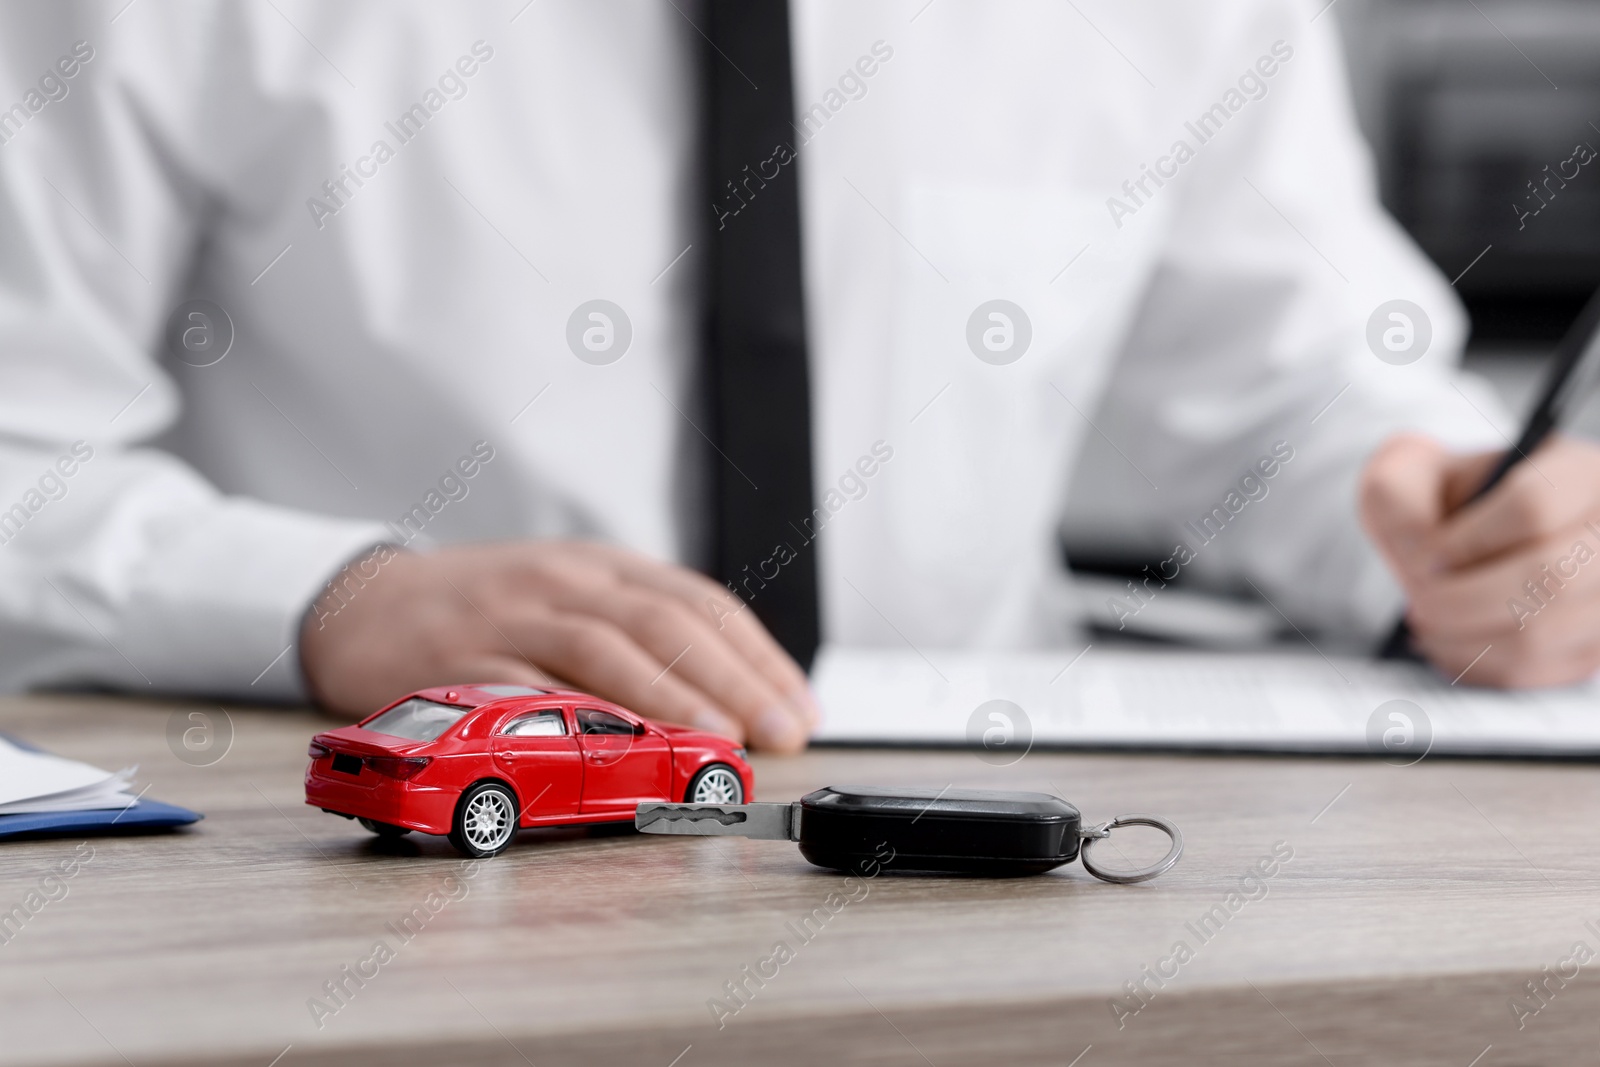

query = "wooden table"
[{"left": 2, "top": 693, "right": 1598, "bottom": 1067}]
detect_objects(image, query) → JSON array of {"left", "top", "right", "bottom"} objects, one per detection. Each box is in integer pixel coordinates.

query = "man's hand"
[
  {"left": 1361, "top": 432, "right": 1600, "bottom": 687},
  {"left": 298, "top": 541, "right": 816, "bottom": 752}
]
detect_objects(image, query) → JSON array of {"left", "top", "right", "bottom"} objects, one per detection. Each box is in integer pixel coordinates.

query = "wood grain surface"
[{"left": 2, "top": 693, "right": 1598, "bottom": 1067}]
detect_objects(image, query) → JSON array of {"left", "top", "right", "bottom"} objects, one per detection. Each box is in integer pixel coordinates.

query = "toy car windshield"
[{"left": 364, "top": 698, "right": 470, "bottom": 742}]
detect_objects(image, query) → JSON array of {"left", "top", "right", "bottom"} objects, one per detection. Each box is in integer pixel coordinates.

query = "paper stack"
[{"left": 0, "top": 734, "right": 137, "bottom": 816}]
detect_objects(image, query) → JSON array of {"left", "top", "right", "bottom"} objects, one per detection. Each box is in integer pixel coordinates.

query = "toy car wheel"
[
  {"left": 357, "top": 817, "right": 411, "bottom": 838},
  {"left": 449, "top": 782, "right": 519, "bottom": 858},
  {"left": 686, "top": 763, "right": 744, "bottom": 805}
]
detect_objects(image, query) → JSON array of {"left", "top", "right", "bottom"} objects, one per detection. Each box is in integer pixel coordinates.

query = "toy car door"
[
  {"left": 490, "top": 708, "right": 583, "bottom": 822},
  {"left": 574, "top": 707, "right": 670, "bottom": 817}
]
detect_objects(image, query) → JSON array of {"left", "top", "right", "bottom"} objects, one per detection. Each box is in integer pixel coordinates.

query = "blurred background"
[
  {"left": 1341, "top": 0, "right": 1600, "bottom": 349},
  {"left": 1065, "top": 0, "right": 1600, "bottom": 639}
]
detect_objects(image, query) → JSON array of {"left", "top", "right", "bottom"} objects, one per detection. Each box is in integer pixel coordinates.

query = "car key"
[{"left": 636, "top": 785, "right": 1182, "bottom": 882}]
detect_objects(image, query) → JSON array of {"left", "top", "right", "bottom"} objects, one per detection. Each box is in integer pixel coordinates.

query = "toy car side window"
[
  {"left": 576, "top": 709, "right": 642, "bottom": 736},
  {"left": 501, "top": 710, "right": 567, "bottom": 737}
]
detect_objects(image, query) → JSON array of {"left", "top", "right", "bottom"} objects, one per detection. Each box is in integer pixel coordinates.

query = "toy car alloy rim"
[
  {"left": 692, "top": 767, "right": 742, "bottom": 804},
  {"left": 464, "top": 790, "right": 515, "bottom": 852}
]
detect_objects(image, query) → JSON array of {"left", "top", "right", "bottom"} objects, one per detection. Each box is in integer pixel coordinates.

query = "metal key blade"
[{"left": 634, "top": 802, "right": 798, "bottom": 840}]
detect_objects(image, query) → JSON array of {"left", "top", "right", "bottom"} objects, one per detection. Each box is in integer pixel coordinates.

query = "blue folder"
[
  {"left": 0, "top": 733, "right": 202, "bottom": 840},
  {"left": 0, "top": 798, "right": 202, "bottom": 840}
]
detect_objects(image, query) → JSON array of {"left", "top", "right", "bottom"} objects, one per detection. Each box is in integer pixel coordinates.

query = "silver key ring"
[{"left": 1078, "top": 813, "right": 1184, "bottom": 884}]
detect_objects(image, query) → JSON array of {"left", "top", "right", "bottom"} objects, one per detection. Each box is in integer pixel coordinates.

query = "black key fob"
[
  {"left": 636, "top": 785, "right": 1183, "bottom": 882},
  {"left": 797, "top": 785, "right": 1082, "bottom": 877}
]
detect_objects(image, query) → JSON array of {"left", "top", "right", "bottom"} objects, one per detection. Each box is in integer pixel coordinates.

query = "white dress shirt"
[{"left": 0, "top": 0, "right": 1504, "bottom": 700}]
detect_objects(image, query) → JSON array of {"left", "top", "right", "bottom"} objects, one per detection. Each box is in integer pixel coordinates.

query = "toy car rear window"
[{"left": 365, "top": 698, "right": 471, "bottom": 742}]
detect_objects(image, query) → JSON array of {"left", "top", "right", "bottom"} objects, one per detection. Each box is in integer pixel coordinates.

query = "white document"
[
  {"left": 811, "top": 646, "right": 1600, "bottom": 757},
  {"left": 0, "top": 735, "right": 137, "bottom": 814}
]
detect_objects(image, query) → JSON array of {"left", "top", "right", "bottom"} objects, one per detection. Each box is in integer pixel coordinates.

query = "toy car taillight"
[
  {"left": 364, "top": 756, "right": 432, "bottom": 780},
  {"left": 308, "top": 741, "right": 331, "bottom": 759}
]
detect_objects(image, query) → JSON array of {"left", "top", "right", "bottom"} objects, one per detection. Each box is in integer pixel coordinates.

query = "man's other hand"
[
  {"left": 299, "top": 541, "right": 816, "bottom": 752},
  {"left": 1361, "top": 433, "right": 1600, "bottom": 686}
]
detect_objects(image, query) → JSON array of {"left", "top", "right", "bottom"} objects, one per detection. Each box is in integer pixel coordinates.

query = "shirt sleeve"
[
  {"left": 1078, "top": 0, "right": 1510, "bottom": 640},
  {"left": 0, "top": 8, "right": 390, "bottom": 700}
]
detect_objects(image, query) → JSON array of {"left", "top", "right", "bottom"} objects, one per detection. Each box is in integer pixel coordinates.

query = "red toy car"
[{"left": 305, "top": 684, "right": 752, "bottom": 857}]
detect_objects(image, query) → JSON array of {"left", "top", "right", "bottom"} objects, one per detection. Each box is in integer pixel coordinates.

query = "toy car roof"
[{"left": 405, "top": 683, "right": 588, "bottom": 708}]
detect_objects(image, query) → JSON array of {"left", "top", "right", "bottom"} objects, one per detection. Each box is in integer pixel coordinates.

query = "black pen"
[{"left": 1378, "top": 283, "right": 1600, "bottom": 660}]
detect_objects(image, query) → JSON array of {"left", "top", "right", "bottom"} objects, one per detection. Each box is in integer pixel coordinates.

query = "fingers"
[
  {"left": 549, "top": 581, "right": 809, "bottom": 751},
  {"left": 1359, "top": 434, "right": 1453, "bottom": 584},
  {"left": 595, "top": 547, "right": 817, "bottom": 721},
  {"left": 1437, "top": 439, "right": 1600, "bottom": 568},
  {"left": 1362, "top": 434, "right": 1600, "bottom": 689},
  {"left": 494, "top": 607, "right": 757, "bottom": 746},
  {"left": 1411, "top": 540, "right": 1600, "bottom": 638},
  {"left": 701, "top": 595, "right": 818, "bottom": 721},
  {"left": 352, "top": 540, "right": 814, "bottom": 750},
  {"left": 1437, "top": 448, "right": 1502, "bottom": 514},
  {"left": 450, "top": 653, "right": 567, "bottom": 692},
  {"left": 1405, "top": 516, "right": 1600, "bottom": 686}
]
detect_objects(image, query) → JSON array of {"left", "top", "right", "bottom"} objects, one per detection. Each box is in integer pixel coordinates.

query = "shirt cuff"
[{"left": 118, "top": 498, "right": 393, "bottom": 702}]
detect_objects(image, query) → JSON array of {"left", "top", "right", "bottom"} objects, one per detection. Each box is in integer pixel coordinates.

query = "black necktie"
[{"left": 702, "top": 0, "right": 820, "bottom": 670}]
